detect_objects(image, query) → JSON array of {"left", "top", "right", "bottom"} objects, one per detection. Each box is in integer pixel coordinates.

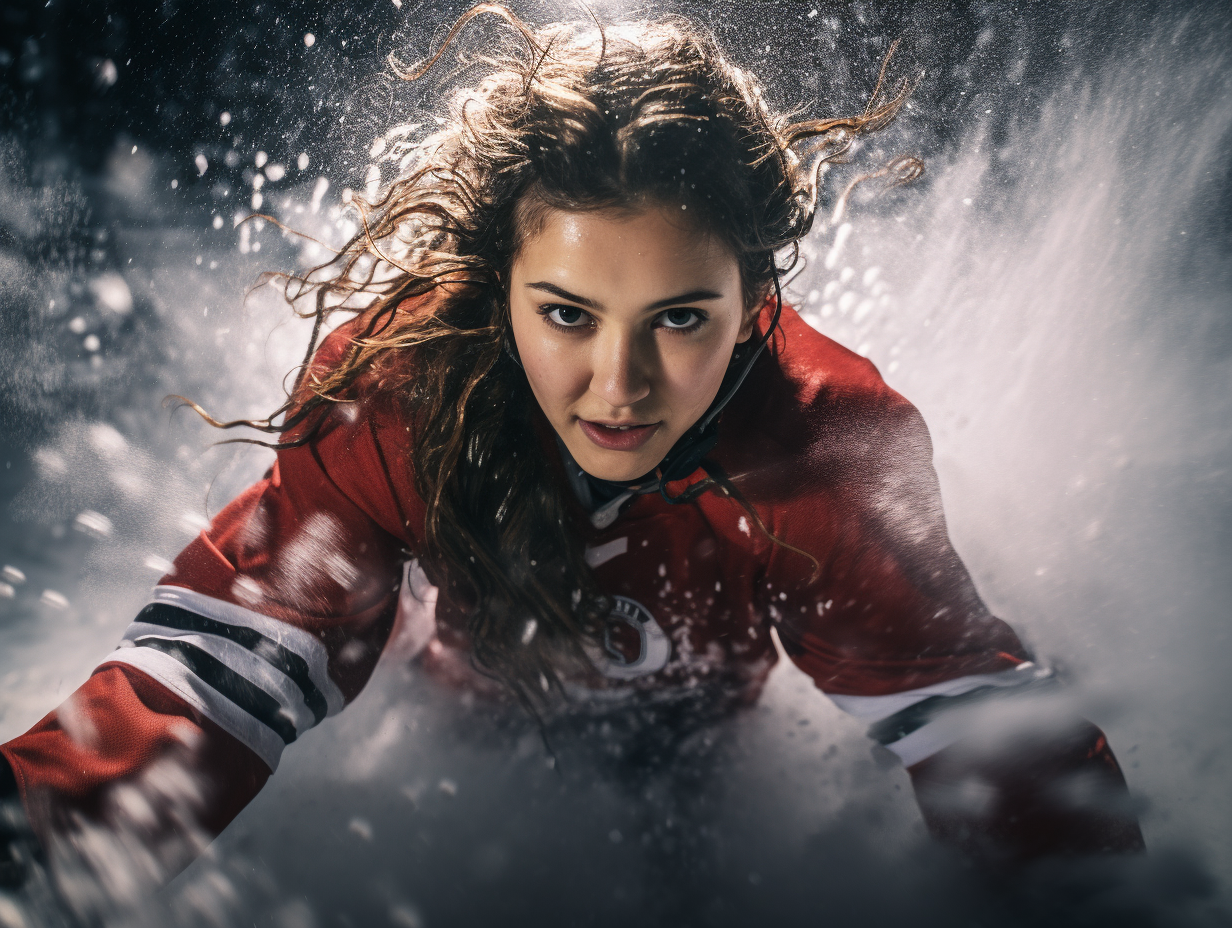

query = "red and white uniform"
[{"left": 0, "top": 300, "right": 1142, "bottom": 864}]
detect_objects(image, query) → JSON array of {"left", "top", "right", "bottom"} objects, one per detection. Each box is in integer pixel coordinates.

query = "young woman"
[{"left": 0, "top": 4, "right": 1142, "bottom": 894}]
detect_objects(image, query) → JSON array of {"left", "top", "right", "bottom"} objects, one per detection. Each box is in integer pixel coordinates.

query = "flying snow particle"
[
  {"left": 438, "top": 779, "right": 458, "bottom": 797},
  {"left": 348, "top": 818, "right": 373, "bottom": 841},
  {"left": 310, "top": 176, "right": 329, "bottom": 213},
  {"left": 219, "top": 111, "right": 231, "bottom": 126},
  {"left": 94, "top": 58, "right": 118, "bottom": 88},
  {"left": 297, "top": 152, "right": 310, "bottom": 170},
  {"left": 0, "top": 896, "right": 27, "bottom": 928},
  {"left": 2, "top": 566, "right": 25, "bottom": 585},
  {"left": 195, "top": 153, "right": 208, "bottom": 175},
  {"left": 68, "top": 316, "right": 86, "bottom": 333},
  {"left": 212, "top": 215, "right": 223, "bottom": 229},
  {"left": 88, "top": 423, "right": 128, "bottom": 458},
  {"left": 264, "top": 162, "right": 286, "bottom": 182},
  {"left": 34, "top": 449, "right": 67, "bottom": 477},
  {"left": 824, "top": 223, "right": 852, "bottom": 270},
  {"left": 251, "top": 192, "right": 263, "bottom": 210},
  {"left": 40, "top": 590, "right": 69, "bottom": 610},
  {"left": 180, "top": 511, "right": 210, "bottom": 535},
  {"left": 144, "top": 555, "right": 175, "bottom": 575},
  {"left": 254, "top": 150, "right": 268, "bottom": 169},
  {"left": 89, "top": 271, "right": 133, "bottom": 315},
  {"left": 0, "top": 583, "right": 12, "bottom": 599},
  {"left": 83, "top": 334, "right": 100, "bottom": 352},
  {"left": 232, "top": 575, "right": 263, "bottom": 605},
  {"left": 521, "top": 618, "right": 538, "bottom": 645},
  {"left": 75, "top": 511, "right": 114, "bottom": 538},
  {"left": 170, "top": 179, "right": 178, "bottom": 189},
  {"left": 303, "top": 33, "right": 316, "bottom": 47}
]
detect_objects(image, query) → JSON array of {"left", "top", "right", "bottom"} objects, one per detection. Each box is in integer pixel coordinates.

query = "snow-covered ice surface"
[{"left": 1, "top": 1, "right": 1231, "bottom": 925}]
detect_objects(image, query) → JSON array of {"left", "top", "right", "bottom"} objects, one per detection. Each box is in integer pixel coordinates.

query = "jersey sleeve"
[
  {"left": 753, "top": 357, "right": 1142, "bottom": 858},
  {"left": 762, "top": 384, "right": 1032, "bottom": 759},
  {"left": 0, "top": 373, "right": 410, "bottom": 880}
]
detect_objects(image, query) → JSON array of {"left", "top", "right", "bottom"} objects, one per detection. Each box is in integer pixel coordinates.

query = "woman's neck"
[{"left": 555, "top": 436, "right": 658, "bottom": 525}]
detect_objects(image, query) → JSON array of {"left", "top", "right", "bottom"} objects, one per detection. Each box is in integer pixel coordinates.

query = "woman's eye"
[
  {"left": 544, "top": 305, "right": 589, "bottom": 327},
  {"left": 658, "top": 308, "right": 702, "bottom": 330}
]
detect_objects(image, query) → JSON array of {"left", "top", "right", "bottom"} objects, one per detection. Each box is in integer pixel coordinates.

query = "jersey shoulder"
[
  {"left": 279, "top": 300, "right": 429, "bottom": 542},
  {"left": 772, "top": 302, "right": 898, "bottom": 408},
  {"left": 719, "top": 303, "right": 917, "bottom": 471}
]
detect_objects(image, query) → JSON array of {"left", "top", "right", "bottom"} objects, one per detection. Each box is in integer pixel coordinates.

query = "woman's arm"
[
  {"left": 760, "top": 372, "right": 1143, "bottom": 862},
  {"left": 0, "top": 392, "right": 411, "bottom": 894}
]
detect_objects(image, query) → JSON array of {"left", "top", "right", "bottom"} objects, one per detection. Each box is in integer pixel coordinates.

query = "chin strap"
[{"left": 656, "top": 267, "right": 784, "bottom": 503}]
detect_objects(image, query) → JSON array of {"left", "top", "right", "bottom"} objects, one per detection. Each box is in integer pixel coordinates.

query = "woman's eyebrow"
[
  {"left": 644, "top": 289, "right": 724, "bottom": 311},
  {"left": 525, "top": 281, "right": 724, "bottom": 312},
  {"left": 526, "top": 281, "right": 599, "bottom": 308}
]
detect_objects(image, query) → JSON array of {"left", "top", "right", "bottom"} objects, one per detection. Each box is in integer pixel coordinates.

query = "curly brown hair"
[{"left": 187, "top": 3, "right": 919, "bottom": 706}]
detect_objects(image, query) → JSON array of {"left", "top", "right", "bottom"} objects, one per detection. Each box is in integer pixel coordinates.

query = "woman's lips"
[{"left": 577, "top": 419, "right": 660, "bottom": 452}]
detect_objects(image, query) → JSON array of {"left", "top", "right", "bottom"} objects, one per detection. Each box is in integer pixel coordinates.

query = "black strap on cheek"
[
  {"left": 502, "top": 330, "right": 524, "bottom": 369},
  {"left": 657, "top": 266, "right": 784, "bottom": 503}
]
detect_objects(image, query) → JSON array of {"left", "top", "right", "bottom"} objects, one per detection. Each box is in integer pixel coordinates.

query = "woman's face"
[{"left": 509, "top": 202, "right": 753, "bottom": 483}]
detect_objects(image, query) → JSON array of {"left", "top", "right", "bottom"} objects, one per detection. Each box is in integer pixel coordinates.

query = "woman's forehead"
[{"left": 510, "top": 204, "right": 739, "bottom": 302}]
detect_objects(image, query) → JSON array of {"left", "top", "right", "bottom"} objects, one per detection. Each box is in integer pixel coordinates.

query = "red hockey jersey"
[{"left": 0, "top": 298, "right": 1141, "bottom": 865}]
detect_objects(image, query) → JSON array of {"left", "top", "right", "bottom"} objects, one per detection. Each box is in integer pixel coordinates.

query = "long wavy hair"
[{"left": 190, "top": 4, "right": 920, "bottom": 705}]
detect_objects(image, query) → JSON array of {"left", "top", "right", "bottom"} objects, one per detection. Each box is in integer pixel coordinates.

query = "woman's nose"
[{"left": 590, "top": 331, "right": 652, "bottom": 409}]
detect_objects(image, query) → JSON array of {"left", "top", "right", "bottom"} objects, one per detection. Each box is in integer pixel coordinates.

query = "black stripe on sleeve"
[
  {"left": 132, "top": 637, "right": 299, "bottom": 745},
  {"left": 137, "top": 603, "right": 328, "bottom": 723},
  {"left": 867, "top": 676, "right": 1058, "bottom": 746}
]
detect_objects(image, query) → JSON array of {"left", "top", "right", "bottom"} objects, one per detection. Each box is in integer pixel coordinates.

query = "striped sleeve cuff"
[
  {"left": 826, "top": 662, "right": 1056, "bottom": 767},
  {"left": 101, "top": 586, "right": 345, "bottom": 772}
]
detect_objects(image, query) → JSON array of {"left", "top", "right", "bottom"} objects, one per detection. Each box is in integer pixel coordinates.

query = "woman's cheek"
[
  {"left": 524, "top": 335, "right": 587, "bottom": 413},
  {"left": 666, "top": 340, "right": 729, "bottom": 415}
]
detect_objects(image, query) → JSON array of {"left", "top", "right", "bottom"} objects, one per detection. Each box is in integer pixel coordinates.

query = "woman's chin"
[{"left": 568, "top": 442, "right": 662, "bottom": 484}]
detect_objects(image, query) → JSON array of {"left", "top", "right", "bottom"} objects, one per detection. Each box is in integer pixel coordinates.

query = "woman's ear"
[{"left": 736, "top": 299, "right": 761, "bottom": 343}]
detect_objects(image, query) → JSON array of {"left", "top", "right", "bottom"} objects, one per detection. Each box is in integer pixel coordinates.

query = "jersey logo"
[{"left": 588, "top": 595, "right": 671, "bottom": 680}]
